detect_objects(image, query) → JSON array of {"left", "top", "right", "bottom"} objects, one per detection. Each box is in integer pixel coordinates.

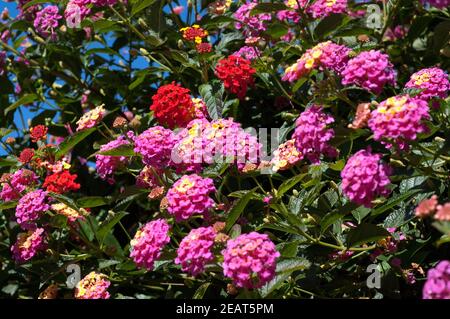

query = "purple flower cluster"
[
  {"left": 341, "top": 50, "right": 397, "bottom": 94},
  {"left": 0, "top": 169, "right": 38, "bottom": 202},
  {"left": 405, "top": 67, "right": 449, "bottom": 103},
  {"left": 95, "top": 135, "right": 130, "bottom": 184},
  {"left": 173, "top": 118, "right": 261, "bottom": 171},
  {"left": 33, "top": 5, "right": 62, "bottom": 40},
  {"left": 133, "top": 126, "right": 176, "bottom": 168},
  {"left": 421, "top": 0, "right": 450, "bottom": 9},
  {"left": 166, "top": 174, "right": 216, "bottom": 222},
  {"left": 308, "top": 0, "right": 348, "bottom": 19},
  {"left": 15, "top": 189, "right": 50, "bottom": 230},
  {"left": 11, "top": 227, "right": 46, "bottom": 263},
  {"left": 368, "top": 95, "right": 430, "bottom": 150},
  {"left": 341, "top": 149, "right": 391, "bottom": 207},
  {"left": 234, "top": 2, "right": 272, "bottom": 36},
  {"left": 232, "top": 46, "right": 261, "bottom": 61},
  {"left": 130, "top": 219, "right": 170, "bottom": 270},
  {"left": 175, "top": 226, "right": 216, "bottom": 276},
  {"left": 423, "top": 260, "right": 450, "bottom": 299},
  {"left": 292, "top": 105, "right": 337, "bottom": 164},
  {"left": 222, "top": 232, "right": 280, "bottom": 289}
]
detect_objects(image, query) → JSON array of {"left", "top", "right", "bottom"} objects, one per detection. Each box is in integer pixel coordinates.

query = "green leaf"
[
  {"left": 4, "top": 94, "right": 39, "bottom": 115},
  {"left": 266, "top": 23, "right": 288, "bottom": 39},
  {"left": 131, "top": 0, "right": 157, "bottom": 17},
  {"left": 0, "top": 200, "right": 18, "bottom": 211},
  {"left": 371, "top": 189, "right": 421, "bottom": 217},
  {"left": 0, "top": 157, "right": 17, "bottom": 168},
  {"left": 193, "top": 283, "right": 211, "bottom": 299},
  {"left": 277, "top": 174, "right": 307, "bottom": 198},
  {"left": 55, "top": 127, "right": 96, "bottom": 160},
  {"left": 225, "top": 188, "right": 256, "bottom": 232},
  {"left": 320, "top": 203, "right": 358, "bottom": 233},
  {"left": 22, "top": 0, "right": 56, "bottom": 10},
  {"left": 276, "top": 257, "right": 311, "bottom": 274},
  {"left": 199, "top": 82, "right": 224, "bottom": 120},
  {"left": 97, "top": 144, "right": 136, "bottom": 157},
  {"left": 77, "top": 196, "right": 112, "bottom": 208},
  {"left": 315, "top": 14, "right": 344, "bottom": 39},
  {"left": 346, "top": 223, "right": 391, "bottom": 247},
  {"left": 97, "top": 211, "right": 129, "bottom": 244},
  {"left": 250, "top": 3, "right": 287, "bottom": 16}
]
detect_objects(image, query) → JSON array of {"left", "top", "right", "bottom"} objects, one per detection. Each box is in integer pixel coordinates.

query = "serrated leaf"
[
  {"left": 55, "top": 127, "right": 96, "bottom": 160},
  {"left": 277, "top": 174, "right": 307, "bottom": 198},
  {"left": 346, "top": 223, "right": 390, "bottom": 247},
  {"left": 4, "top": 94, "right": 39, "bottom": 115},
  {"left": 199, "top": 82, "right": 224, "bottom": 120},
  {"left": 193, "top": 283, "right": 211, "bottom": 299},
  {"left": 77, "top": 196, "right": 112, "bottom": 208},
  {"left": 226, "top": 188, "right": 256, "bottom": 232}
]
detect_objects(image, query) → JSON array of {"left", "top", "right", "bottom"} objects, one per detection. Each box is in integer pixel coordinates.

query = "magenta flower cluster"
[
  {"left": 232, "top": 46, "right": 261, "bottom": 61},
  {"left": 11, "top": 227, "right": 46, "bottom": 263},
  {"left": 173, "top": 118, "right": 261, "bottom": 171},
  {"left": 341, "top": 50, "right": 397, "bottom": 94},
  {"left": 423, "top": 260, "right": 450, "bottom": 299},
  {"left": 15, "top": 189, "right": 50, "bottom": 230},
  {"left": 130, "top": 219, "right": 170, "bottom": 270},
  {"left": 405, "top": 67, "right": 450, "bottom": 103},
  {"left": 133, "top": 126, "right": 176, "bottom": 168},
  {"left": 341, "top": 149, "right": 392, "bottom": 207},
  {"left": 0, "top": 169, "right": 38, "bottom": 202},
  {"left": 222, "top": 232, "right": 280, "bottom": 289},
  {"left": 318, "top": 42, "right": 351, "bottom": 75},
  {"left": 75, "top": 272, "right": 111, "bottom": 299},
  {"left": 166, "top": 174, "right": 216, "bottom": 222},
  {"left": 368, "top": 95, "right": 430, "bottom": 150},
  {"left": 234, "top": 2, "right": 272, "bottom": 36},
  {"left": 175, "top": 226, "right": 216, "bottom": 276},
  {"left": 292, "top": 105, "right": 337, "bottom": 164},
  {"left": 308, "top": 0, "right": 348, "bottom": 19},
  {"left": 33, "top": 5, "right": 62, "bottom": 40},
  {"left": 95, "top": 135, "right": 130, "bottom": 184},
  {"left": 421, "top": 0, "right": 450, "bottom": 9}
]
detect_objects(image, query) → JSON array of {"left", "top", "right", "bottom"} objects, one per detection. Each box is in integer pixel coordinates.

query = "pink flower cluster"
[
  {"left": 33, "top": 5, "right": 62, "bottom": 40},
  {"left": 75, "top": 272, "right": 111, "bottom": 299},
  {"left": 292, "top": 105, "right": 337, "bottom": 164},
  {"left": 136, "top": 166, "right": 161, "bottom": 189},
  {"left": 234, "top": 2, "right": 272, "bottom": 36},
  {"left": 405, "top": 67, "right": 449, "bottom": 103},
  {"left": 15, "top": 189, "right": 50, "bottom": 230},
  {"left": 175, "top": 226, "right": 216, "bottom": 276},
  {"left": 341, "top": 50, "right": 397, "bottom": 94},
  {"left": 270, "top": 139, "right": 303, "bottom": 172},
  {"left": 423, "top": 260, "right": 450, "bottom": 299},
  {"left": 166, "top": 174, "right": 216, "bottom": 222},
  {"left": 11, "top": 227, "right": 46, "bottom": 263},
  {"left": 95, "top": 135, "right": 130, "bottom": 184},
  {"left": 222, "top": 232, "right": 280, "bottom": 289},
  {"left": 0, "top": 169, "right": 38, "bottom": 202},
  {"left": 421, "top": 0, "right": 450, "bottom": 9},
  {"left": 232, "top": 46, "right": 261, "bottom": 61},
  {"left": 172, "top": 118, "right": 261, "bottom": 171},
  {"left": 133, "top": 126, "right": 176, "bottom": 168},
  {"left": 65, "top": 0, "right": 92, "bottom": 22},
  {"left": 130, "top": 219, "right": 170, "bottom": 270},
  {"left": 308, "top": 0, "right": 348, "bottom": 19},
  {"left": 341, "top": 149, "right": 391, "bottom": 207},
  {"left": 282, "top": 41, "right": 351, "bottom": 82},
  {"left": 368, "top": 95, "right": 430, "bottom": 150}
]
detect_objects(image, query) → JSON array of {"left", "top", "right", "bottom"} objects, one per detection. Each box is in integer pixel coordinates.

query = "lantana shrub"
[{"left": 0, "top": 0, "right": 449, "bottom": 300}]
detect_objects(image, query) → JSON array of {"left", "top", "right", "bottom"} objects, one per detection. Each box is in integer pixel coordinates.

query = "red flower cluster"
[
  {"left": 30, "top": 125, "right": 48, "bottom": 143},
  {"left": 18, "top": 148, "right": 35, "bottom": 164},
  {"left": 150, "top": 83, "right": 196, "bottom": 129},
  {"left": 196, "top": 42, "right": 212, "bottom": 54},
  {"left": 215, "top": 56, "right": 255, "bottom": 99},
  {"left": 43, "top": 170, "right": 81, "bottom": 194}
]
